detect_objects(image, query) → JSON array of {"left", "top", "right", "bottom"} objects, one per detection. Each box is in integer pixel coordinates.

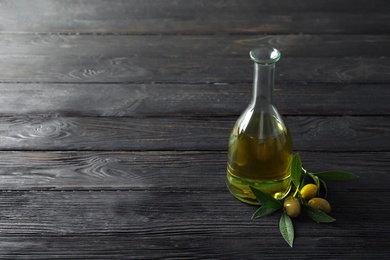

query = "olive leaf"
[
  {"left": 252, "top": 206, "right": 280, "bottom": 219},
  {"left": 308, "top": 172, "right": 320, "bottom": 187},
  {"left": 249, "top": 186, "right": 283, "bottom": 209},
  {"left": 314, "top": 171, "right": 358, "bottom": 181},
  {"left": 301, "top": 204, "right": 335, "bottom": 223},
  {"left": 279, "top": 212, "right": 294, "bottom": 247},
  {"left": 291, "top": 154, "right": 302, "bottom": 189}
]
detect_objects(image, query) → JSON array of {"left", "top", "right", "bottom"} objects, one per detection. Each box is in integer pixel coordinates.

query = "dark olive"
[
  {"left": 308, "top": 197, "right": 331, "bottom": 214},
  {"left": 300, "top": 184, "right": 318, "bottom": 200},
  {"left": 283, "top": 196, "right": 301, "bottom": 218}
]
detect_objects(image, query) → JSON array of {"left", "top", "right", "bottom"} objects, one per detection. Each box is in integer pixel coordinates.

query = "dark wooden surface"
[{"left": 0, "top": 0, "right": 389, "bottom": 258}]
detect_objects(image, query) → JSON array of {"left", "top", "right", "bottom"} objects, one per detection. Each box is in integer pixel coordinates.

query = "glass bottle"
[{"left": 226, "top": 46, "right": 293, "bottom": 205}]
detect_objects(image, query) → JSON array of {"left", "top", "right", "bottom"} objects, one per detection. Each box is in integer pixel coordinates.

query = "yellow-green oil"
[{"left": 227, "top": 114, "right": 293, "bottom": 205}]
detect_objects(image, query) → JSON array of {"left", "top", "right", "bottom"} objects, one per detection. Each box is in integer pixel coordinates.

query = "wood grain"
[
  {"left": 0, "top": 0, "right": 388, "bottom": 258},
  {"left": 1, "top": 34, "right": 389, "bottom": 58},
  {"left": 0, "top": 189, "right": 388, "bottom": 258},
  {"left": 0, "top": 34, "right": 389, "bottom": 84},
  {"left": 0, "top": 116, "right": 388, "bottom": 151},
  {"left": 0, "top": 234, "right": 387, "bottom": 259},
  {"left": 0, "top": 55, "right": 389, "bottom": 84},
  {"left": 0, "top": 151, "right": 386, "bottom": 191},
  {"left": 0, "top": 83, "right": 388, "bottom": 116},
  {"left": 0, "top": 0, "right": 388, "bottom": 34}
]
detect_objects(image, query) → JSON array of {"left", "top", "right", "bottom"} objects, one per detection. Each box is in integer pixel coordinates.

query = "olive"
[
  {"left": 283, "top": 196, "right": 301, "bottom": 218},
  {"left": 300, "top": 183, "right": 318, "bottom": 200},
  {"left": 308, "top": 197, "right": 331, "bottom": 214}
]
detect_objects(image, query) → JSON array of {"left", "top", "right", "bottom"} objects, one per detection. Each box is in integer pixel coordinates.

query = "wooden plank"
[
  {"left": 0, "top": 115, "right": 388, "bottom": 151},
  {"left": 0, "top": 151, "right": 386, "bottom": 191},
  {"left": 1, "top": 34, "right": 390, "bottom": 58},
  {"left": 0, "top": 233, "right": 388, "bottom": 259},
  {"left": 0, "top": 0, "right": 388, "bottom": 34},
  {"left": 0, "top": 54, "right": 389, "bottom": 84},
  {"left": 0, "top": 189, "right": 388, "bottom": 258},
  {"left": 0, "top": 34, "right": 389, "bottom": 84},
  {"left": 0, "top": 83, "right": 388, "bottom": 116}
]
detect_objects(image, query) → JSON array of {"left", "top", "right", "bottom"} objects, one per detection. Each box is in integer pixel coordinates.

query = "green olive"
[
  {"left": 300, "top": 183, "right": 318, "bottom": 200},
  {"left": 308, "top": 197, "right": 331, "bottom": 214},
  {"left": 283, "top": 196, "right": 301, "bottom": 218}
]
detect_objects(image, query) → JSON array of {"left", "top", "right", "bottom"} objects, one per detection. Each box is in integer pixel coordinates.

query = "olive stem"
[
  {"left": 292, "top": 167, "right": 308, "bottom": 198},
  {"left": 292, "top": 183, "right": 300, "bottom": 197}
]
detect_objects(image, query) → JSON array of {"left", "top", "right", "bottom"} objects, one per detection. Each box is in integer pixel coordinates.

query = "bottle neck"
[{"left": 252, "top": 62, "right": 275, "bottom": 105}]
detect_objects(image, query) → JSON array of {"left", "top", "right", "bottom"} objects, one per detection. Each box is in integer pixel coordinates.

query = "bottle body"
[
  {"left": 226, "top": 46, "right": 292, "bottom": 205},
  {"left": 227, "top": 105, "right": 292, "bottom": 205}
]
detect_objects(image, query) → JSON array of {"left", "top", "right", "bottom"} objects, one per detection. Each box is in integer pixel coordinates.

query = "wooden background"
[{"left": 0, "top": 0, "right": 389, "bottom": 258}]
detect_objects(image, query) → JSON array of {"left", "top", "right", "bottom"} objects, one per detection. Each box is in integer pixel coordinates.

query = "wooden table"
[{"left": 0, "top": 0, "right": 389, "bottom": 258}]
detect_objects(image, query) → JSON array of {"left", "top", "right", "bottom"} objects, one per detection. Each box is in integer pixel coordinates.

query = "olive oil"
[
  {"left": 226, "top": 46, "right": 293, "bottom": 205},
  {"left": 227, "top": 112, "right": 292, "bottom": 205}
]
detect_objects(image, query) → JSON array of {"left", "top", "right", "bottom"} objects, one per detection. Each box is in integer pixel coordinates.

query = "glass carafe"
[{"left": 226, "top": 46, "right": 293, "bottom": 205}]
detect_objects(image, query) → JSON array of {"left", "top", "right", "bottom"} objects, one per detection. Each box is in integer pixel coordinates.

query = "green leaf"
[
  {"left": 308, "top": 172, "right": 320, "bottom": 187},
  {"left": 290, "top": 154, "right": 302, "bottom": 189},
  {"left": 252, "top": 206, "right": 280, "bottom": 219},
  {"left": 249, "top": 186, "right": 283, "bottom": 209},
  {"left": 314, "top": 171, "right": 358, "bottom": 181},
  {"left": 301, "top": 204, "right": 336, "bottom": 223},
  {"left": 279, "top": 212, "right": 294, "bottom": 247}
]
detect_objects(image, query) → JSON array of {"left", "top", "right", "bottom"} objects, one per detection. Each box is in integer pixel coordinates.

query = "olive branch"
[{"left": 250, "top": 153, "right": 358, "bottom": 247}]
